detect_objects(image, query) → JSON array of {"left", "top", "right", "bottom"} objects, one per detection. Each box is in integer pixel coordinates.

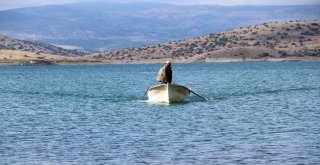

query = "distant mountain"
[
  {"left": 0, "top": 2, "right": 319, "bottom": 51},
  {"left": 92, "top": 21, "right": 320, "bottom": 63},
  {"left": 0, "top": 35, "right": 87, "bottom": 56}
]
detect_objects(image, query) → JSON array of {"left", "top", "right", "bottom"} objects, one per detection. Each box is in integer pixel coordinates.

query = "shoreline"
[{"left": 1, "top": 57, "right": 320, "bottom": 66}]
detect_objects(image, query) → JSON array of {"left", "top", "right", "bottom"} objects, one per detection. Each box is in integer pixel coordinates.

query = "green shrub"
[
  {"left": 259, "top": 52, "right": 269, "bottom": 57},
  {"left": 253, "top": 41, "right": 260, "bottom": 46}
]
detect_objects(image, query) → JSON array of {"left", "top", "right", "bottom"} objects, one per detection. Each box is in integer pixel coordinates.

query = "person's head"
[{"left": 165, "top": 61, "right": 171, "bottom": 66}]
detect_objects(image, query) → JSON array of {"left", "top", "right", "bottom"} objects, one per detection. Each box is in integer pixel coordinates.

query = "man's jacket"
[{"left": 156, "top": 64, "right": 172, "bottom": 83}]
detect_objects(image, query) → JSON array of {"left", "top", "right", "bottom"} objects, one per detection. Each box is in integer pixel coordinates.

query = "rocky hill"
[
  {"left": 0, "top": 2, "right": 319, "bottom": 51},
  {"left": 92, "top": 21, "right": 320, "bottom": 63},
  {"left": 0, "top": 35, "right": 87, "bottom": 56}
]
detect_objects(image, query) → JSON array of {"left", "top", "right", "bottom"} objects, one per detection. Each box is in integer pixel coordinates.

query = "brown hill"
[
  {"left": 0, "top": 35, "right": 87, "bottom": 56},
  {"left": 92, "top": 21, "right": 320, "bottom": 63},
  {"left": 0, "top": 50, "right": 98, "bottom": 65}
]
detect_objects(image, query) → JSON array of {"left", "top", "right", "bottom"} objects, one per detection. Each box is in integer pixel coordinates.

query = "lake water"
[{"left": 1, "top": 62, "right": 320, "bottom": 164}]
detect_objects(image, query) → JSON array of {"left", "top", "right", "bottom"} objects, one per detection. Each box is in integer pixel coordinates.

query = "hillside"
[
  {"left": 91, "top": 21, "right": 320, "bottom": 63},
  {"left": 0, "top": 49, "right": 97, "bottom": 65},
  {"left": 0, "top": 35, "right": 87, "bottom": 56},
  {"left": 0, "top": 2, "right": 319, "bottom": 51}
]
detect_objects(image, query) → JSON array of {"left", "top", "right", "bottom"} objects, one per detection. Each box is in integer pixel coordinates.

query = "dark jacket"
[{"left": 156, "top": 64, "right": 172, "bottom": 83}]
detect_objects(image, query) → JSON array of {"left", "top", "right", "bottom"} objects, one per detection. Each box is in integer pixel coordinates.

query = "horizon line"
[{"left": 1, "top": 1, "right": 320, "bottom": 11}]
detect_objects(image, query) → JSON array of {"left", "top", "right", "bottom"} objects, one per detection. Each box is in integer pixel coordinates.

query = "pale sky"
[{"left": 0, "top": 0, "right": 319, "bottom": 10}]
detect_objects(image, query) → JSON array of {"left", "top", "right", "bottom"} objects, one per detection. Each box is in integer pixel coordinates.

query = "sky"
[{"left": 0, "top": 0, "right": 319, "bottom": 10}]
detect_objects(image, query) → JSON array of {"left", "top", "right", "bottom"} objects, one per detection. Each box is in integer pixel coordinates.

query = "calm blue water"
[{"left": 1, "top": 62, "right": 320, "bottom": 164}]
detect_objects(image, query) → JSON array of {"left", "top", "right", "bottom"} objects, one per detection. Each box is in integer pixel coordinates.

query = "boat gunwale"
[{"left": 147, "top": 83, "right": 190, "bottom": 92}]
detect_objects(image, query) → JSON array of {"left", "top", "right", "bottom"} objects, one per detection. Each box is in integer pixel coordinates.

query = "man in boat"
[{"left": 156, "top": 61, "right": 172, "bottom": 84}]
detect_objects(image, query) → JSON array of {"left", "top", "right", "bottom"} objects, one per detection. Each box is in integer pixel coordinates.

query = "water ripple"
[{"left": 1, "top": 62, "right": 320, "bottom": 164}]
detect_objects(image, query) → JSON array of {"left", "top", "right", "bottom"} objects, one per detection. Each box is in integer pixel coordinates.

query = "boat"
[{"left": 146, "top": 83, "right": 190, "bottom": 103}]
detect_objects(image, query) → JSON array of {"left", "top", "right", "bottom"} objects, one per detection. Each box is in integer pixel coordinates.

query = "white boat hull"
[{"left": 147, "top": 84, "right": 190, "bottom": 103}]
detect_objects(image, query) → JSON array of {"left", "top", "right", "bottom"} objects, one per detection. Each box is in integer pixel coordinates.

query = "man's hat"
[{"left": 165, "top": 61, "right": 171, "bottom": 64}]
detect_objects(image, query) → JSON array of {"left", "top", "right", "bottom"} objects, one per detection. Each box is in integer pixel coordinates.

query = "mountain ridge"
[
  {"left": 0, "top": 2, "right": 319, "bottom": 51},
  {"left": 1, "top": 21, "right": 319, "bottom": 65}
]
